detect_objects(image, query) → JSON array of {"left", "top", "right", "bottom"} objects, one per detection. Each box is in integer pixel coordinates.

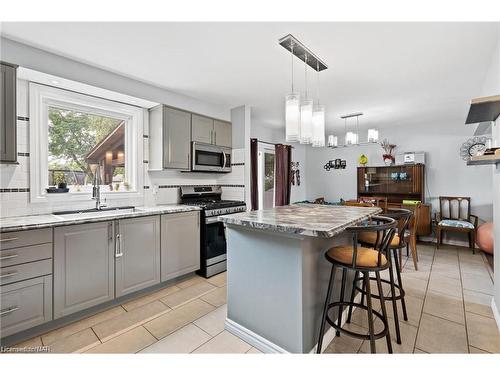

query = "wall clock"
[{"left": 460, "top": 137, "right": 488, "bottom": 161}]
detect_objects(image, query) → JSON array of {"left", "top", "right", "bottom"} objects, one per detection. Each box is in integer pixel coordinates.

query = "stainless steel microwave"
[{"left": 191, "top": 142, "right": 232, "bottom": 173}]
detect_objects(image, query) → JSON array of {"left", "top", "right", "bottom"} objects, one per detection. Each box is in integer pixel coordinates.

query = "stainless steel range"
[{"left": 180, "top": 186, "right": 246, "bottom": 278}]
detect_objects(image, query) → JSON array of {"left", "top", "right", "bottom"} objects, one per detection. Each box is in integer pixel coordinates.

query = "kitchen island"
[{"left": 220, "top": 204, "right": 381, "bottom": 353}]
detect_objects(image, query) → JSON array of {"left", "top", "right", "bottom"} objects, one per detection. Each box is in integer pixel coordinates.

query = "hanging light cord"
[
  {"left": 291, "top": 42, "right": 294, "bottom": 93},
  {"left": 304, "top": 55, "right": 308, "bottom": 99},
  {"left": 316, "top": 61, "right": 320, "bottom": 105}
]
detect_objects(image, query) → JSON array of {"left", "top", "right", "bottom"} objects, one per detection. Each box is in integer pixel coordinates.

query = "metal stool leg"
[
  {"left": 375, "top": 270, "right": 392, "bottom": 353},
  {"left": 336, "top": 268, "right": 347, "bottom": 337},
  {"left": 387, "top": 253, "right": 402, "bottom": 344},
  {"left": 346, "top": 271, "right": 359, "bottom": 323},
  {"left": 364, "top": 271, "right": 376, "bottom": 353},
  {"left": 360, "top": 275, "right": 366, "bottom": 307},
  {"left": 393, "top": 248, "right": 408, "bottom": 321},
  {"left": 317, "top": 264, "right": 337, "bottom": 353}
]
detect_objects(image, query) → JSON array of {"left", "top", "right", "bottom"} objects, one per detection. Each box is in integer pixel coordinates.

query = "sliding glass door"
[{"left": 258, "top": 145, "right": 276, "bottom": 209}]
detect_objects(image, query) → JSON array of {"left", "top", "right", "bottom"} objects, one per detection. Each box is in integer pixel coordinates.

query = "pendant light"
[
  {"left": 344, "top": 115, "right": 359, "bottom": 145},
  {"left": 300, "top": 55, "right": 313, "bottom": 144},
  {"left": 367, "top": 128, "right": 379, "bottom": 143},
  {"left": 285, "top": 41, "right": 300, "bottom": 142},
  {"left": 312, "top": 61, "right": 325, "bottom": 147},
  {"left": 328, "top": 135, "right": 338, "bottom": 148}
]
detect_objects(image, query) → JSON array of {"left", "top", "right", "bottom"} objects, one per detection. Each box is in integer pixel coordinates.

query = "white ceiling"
[{"left": 1, "top": 22, "right": 498, "bottom": 132}]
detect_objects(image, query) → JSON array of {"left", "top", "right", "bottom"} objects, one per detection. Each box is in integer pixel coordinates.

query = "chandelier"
[
  {"left": 327, "top": 112, "right": 379, "bottom": 148},
  {"left": 280, "top": 34, "right": 327, "bottom": 147}
]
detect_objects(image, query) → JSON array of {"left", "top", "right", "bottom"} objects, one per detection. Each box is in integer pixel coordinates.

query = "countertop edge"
[{"left": 0, "top": 205, "right": 201, "bottom": 233}]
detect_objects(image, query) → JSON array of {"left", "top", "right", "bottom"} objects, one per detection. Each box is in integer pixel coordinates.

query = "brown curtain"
[
  {"left": 250, "top": 138, "right": 259, "bottom": 210},
  {"left": 275, "top": 144, "right": 292, "bottom": 206}
]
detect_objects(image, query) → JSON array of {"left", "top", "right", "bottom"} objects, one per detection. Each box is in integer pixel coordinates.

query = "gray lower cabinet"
[
  {"left": 54, "top": 221, "right": 115, "bottom": 318},
  {"left": 0, "top": 275, "right": 52, "bottom": 338},
  {"left": 161, "top": 211, "right": 200, "bottom": 282},
  {"left": 0, "top": 62, "right": 18, "bottom": 164},
  {"left": 115, "top": 216, "right": 161, "bottom": 298}
]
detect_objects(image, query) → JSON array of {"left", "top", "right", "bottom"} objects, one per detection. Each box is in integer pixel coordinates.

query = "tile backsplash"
[{"left": 0, "top": 79, "right": 245, "bottom": 217}]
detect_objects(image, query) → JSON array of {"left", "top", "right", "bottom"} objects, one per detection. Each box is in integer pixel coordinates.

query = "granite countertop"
[
  {"left": 0, "top": 205, "right": 201, "bottom": 233},
  {"left": 219, "top": 203, "right": 382, "bottom": 238}
]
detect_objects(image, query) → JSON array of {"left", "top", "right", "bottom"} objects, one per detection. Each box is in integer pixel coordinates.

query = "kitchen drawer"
[
  {"left": 0, "top": 243, "right": 52, "bottom": 268},
  {"left": 0, "top": 228, "right": 52, "bottom": 251},
  {"left": 0, "top": 259, "right": 52, "bottom": 286},
  {"left": 0, "top": 275, "right": 53, "bottom": 338}
]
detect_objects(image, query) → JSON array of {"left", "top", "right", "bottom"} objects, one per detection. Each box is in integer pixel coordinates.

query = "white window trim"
[
  {"left": 257, "top": 144, "right": 276, "bottom": 209},
  {"left": 29, "top": 83, "right": 144, "bottom": 203}
]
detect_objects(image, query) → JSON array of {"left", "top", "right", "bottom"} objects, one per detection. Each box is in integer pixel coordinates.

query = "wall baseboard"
[
  {"left": 225, "top": 318, "right": 289, "bottom": 353},
  {"left": 491, "top": 298, "right": 500, "bottom": 332}
]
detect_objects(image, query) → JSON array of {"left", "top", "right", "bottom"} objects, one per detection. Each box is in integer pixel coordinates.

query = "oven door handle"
[{"left": 205, "top": 216, "right": 221, "bottom": 224}]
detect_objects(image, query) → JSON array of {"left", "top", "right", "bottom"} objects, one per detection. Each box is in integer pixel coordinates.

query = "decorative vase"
[{"left": 383, "top": 155, "right": 394, "bottom": 166}]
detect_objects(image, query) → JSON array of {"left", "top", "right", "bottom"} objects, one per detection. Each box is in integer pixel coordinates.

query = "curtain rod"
[{"left": 255, "top": 139, "right": 295, "bottom": 149}]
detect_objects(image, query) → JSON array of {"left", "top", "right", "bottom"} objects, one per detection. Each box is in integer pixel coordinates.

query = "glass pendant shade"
[
  {"left": 328, "top": 135, "right": 338, "bottom": 148},
  {"left": 345, "top": 131, "right": 358, "bottom": 145},
  {"left": 299, "top": 98, "right": 313, "bottom": 144},
  {"left": 312, "top": 105, "right": 325, "bottom": 147},
  {"left": 367, "top": 128, "right": 379, "bottom": 143},
  {"left": 285, "top": 93, "right": 301, "bottom": 142}
]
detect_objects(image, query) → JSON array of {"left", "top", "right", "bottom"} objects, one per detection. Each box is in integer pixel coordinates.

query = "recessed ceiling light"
[{"left": 51, "top": 80, "right": 59, "bottom": 85}]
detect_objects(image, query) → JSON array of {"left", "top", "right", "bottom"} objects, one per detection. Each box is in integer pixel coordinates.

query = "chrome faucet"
[{"left": 92, "top": 165, "right": 107, "bottom": 210}]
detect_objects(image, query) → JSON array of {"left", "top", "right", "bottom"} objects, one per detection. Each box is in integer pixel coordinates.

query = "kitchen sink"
[{"left": 53, "top": 206, "right": 139, "bottom": 219}]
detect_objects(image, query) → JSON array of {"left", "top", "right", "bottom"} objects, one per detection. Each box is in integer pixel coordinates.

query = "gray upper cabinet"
[
  {"left": 0, "top": 62, "right": 18, "bottom": 164},
  {"left": 54, "top": 222, "right": 115, "bottom": 318},
  {"left": 149, "top": 105, "right": 191, "bottom": 170},
  {"left": 192, "top": 114, "right": 214, "bottom": 144},
  {"left": 115, "top": 215, "right": 161, "bottom": 298},
  {"left": 161, "top": 211, "right": 200, "bottom": 282},
  {"left": 214, "top": 120, "right": 232, "bottom": 147}
]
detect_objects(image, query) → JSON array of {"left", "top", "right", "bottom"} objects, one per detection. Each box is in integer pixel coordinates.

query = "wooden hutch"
[{"left": 357, "top": 164, "right": 431, "bottom": 236}]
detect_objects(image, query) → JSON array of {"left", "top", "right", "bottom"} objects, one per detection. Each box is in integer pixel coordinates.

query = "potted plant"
[
  {"left": 54, "top": 172, "right": 67, "bottom": 190},
  {"left": 380, "top": 139, "right": 397, "bottom": 166}
]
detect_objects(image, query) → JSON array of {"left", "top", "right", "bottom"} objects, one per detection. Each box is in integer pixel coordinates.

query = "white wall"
[{"left": 306, "top": 122, "right": 494, "bottom": 222}]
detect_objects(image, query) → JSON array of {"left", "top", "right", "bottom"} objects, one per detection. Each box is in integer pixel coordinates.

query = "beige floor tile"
[
  {"left": 194, "top": 305, "right": 227, "bottom": 336},
  {"left": 400, "top": 275, "right": 428, "bottom": 299},
  {"left": 431, "top": 263, "right": 461, "bottom": 280},
  {"left": 144, "top": 299, "right": 215, "bottom": 340},
  {"left": 415, "top": 313, "right": 468, "bottom": 353},
  {"left": 400, "top": 269, "right": 431, "bottom": 281},
  {"left": 161, "top": 281, "right": 217, "bottom": 309},
  {"left": 121, "top": 285, "right": 180, "bottom": 312},
  {"left": 414, "top": 348, "right": 429, "bottom": 354},
  {"left": 175, "top": 274, "right": 205, "bottom": 289},
  {"left": 11, "top": 336, "right": 43, "bottom": 350},
  {"left": 359, "top": 317, "right": 417, "bottom": 354},
  {"left": 193, "top": 330, "right": 252, "bottom": 353},
  {"left": 324, "top": 324, "right": 365, "bottom": 353},
  {"left": 42, "top": 306, "right": 126, "bottom": 345},
  {"left": 458, "top": 252, "right": 485, "bottom": 264},
  {"left": 49, "top": 328, "right": 100, "bottom": 353},
  {"left": 206, "top": 272, "right": 227, "bottom": 287},
  {"left": 469, "top": 346, "right": 491, "bottom": 354},
  {"left": 140, "top": 324, "right": 211, "bottom": 353},
  {"left": 86, "top": 326, "right": 156, "bottom": 353},
  {"left": 466, "top": 312, "right": 500, "bottom": 353},
  {"left": 386, "top": 294, "right": 423, "bottom": 328},
  {"left": 461, "top": 273, "right": 494, "bottom": 295},
  {"left": 92, "top": 300, "right": 170, "bottom": 342},
  {"left": 459, "top": 262, "right": 490, "bottom": 277},
  {"left": 246, "top": 347, "right": 263, "bottom": 353},
  {"left": 463, "top": 290, "right": 494, "bottom": 318},
  {"left": 200, "top": 286, "right": 227, "bottom": 307},
  {"left": 423, "top": 290, "right": 465, "bottom": 324},
  {"left": 428, "top": 274, "right": 462, "bottom": 298}
]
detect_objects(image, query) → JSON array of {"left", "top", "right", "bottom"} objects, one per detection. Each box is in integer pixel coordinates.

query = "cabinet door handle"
[
  {"left": 0, "top": 271, "right": 19, "bottom": 279},
  {"left": 115, "top": 234, "right": 123, "bottom": 258},
  {"left": 0, "top": 306, "right": 20, "bottom": 316},
  {"left": 210, "top": 130, "right": 213, "bottom": 144},
  {"left": 0, "top": 253, "right": 18, "bottom": 261},
  {"left": 0, "top": 237, "right": 19, "bottom": 242},
  {"left": 214, "top": 131, "right": 217, "bottom": 145}
]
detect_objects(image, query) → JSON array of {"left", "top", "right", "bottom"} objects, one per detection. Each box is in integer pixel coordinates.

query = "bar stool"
[
  {"left": 353, "top": 208, "right": 412, "bottom": 344},
  {"left": 316, "top": 216, "right": 397, "bottom": 354}
]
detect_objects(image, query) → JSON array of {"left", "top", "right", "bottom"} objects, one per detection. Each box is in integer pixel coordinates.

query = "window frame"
[
  {"left": 257, "top": 143, "right": 276, "bottom": 209},
  {"left": 29, "top": 83, "right": 144, "bottom": 203}
]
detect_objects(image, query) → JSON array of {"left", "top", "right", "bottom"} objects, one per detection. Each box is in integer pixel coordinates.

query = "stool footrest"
[
  {"left": 325, "top": 301, "right": 389, "bottom": 341},
  {"left": 354, "top": 276, "right": 406, "bottom": 301}
]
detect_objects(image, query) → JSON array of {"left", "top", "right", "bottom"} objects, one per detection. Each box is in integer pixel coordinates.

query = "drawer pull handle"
[
  {"left": 0, "top": 271, "right": 19, "bottom": 279},
  {"left": 0, "top": 306, "right": 20, "bottom": 316},
  {"left": 115, "top": 234, "right": 123, "bottom": 258},
  {"left": 0, "top": 254, "right": 19, "bottom": 261},
  {"left": 0, "top": 237, "right": 19, "bottom": 242}
]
